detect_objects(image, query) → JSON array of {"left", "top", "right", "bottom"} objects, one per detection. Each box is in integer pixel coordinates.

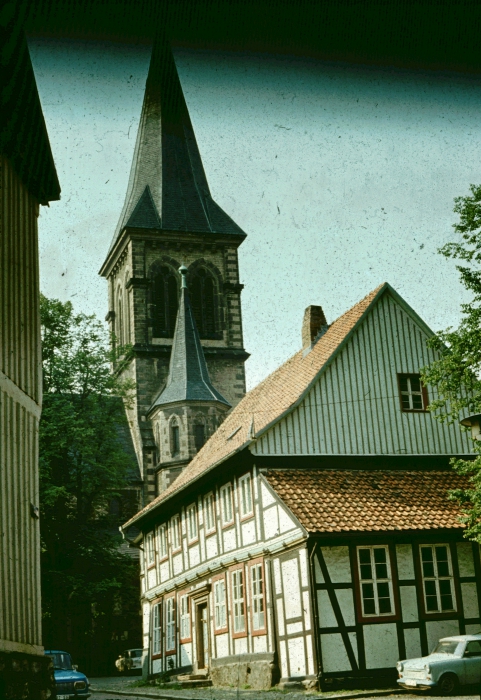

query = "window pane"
[
  {"left": 400, "top": 377, "right": 408, "bottom": 392},
  {"left": 194, "top": 424, "right": 205, "bottom": 451},
  {"left": 360, "top": 563, "right": 372, "bottom": 580},
  {"left": 424, "top": 580, "right": 439, "bottom": 611},
  {"left": 410, "top": 376, "right": 421, "bottom": 392},
  {"left": 373, "top": 548, "right": 387, "bottom": 564},
  {"left": 359, "top": 549, "right": 371, "bottom": 564},
  {"left": 375, "top": 562, "right": 388, "bottom": 579},
  {"left": 412, "top": 394, "right": 423, "bottom": 410},
  {"left": 435, "top": 547, "right": 450, "bottom": 574}
]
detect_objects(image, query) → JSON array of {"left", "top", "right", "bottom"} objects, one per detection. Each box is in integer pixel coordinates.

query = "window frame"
[
  {"left": 249, "top": 558, "right": 267, "bottom": 636},
  {"left": 170, "top": 418, "right": 180, "bottom": 457},
  {"left": 238, "top": 473, "right": 254, "bottom": 520},
  {"left": 418, "top": 543, "right": 457, "bottom": 616},
  {"left": 229, "top": 564, "right": 247, "bottom": 638},
  {"left": 203, "top": 492, "right": 216, "bottom": 535},
  {"left": 397, "top": 373, "right": 429, "bottom": 413},
  {"left": 170, "top": 514, "right": 181, "bottom": 553},
  {"left": 352, "top": 544, "right": 399, "bottom": 624},
  {"left": 158, "top": 523, "right": 168, "bottom": 561},
  {"left": 152, "top": 599, "right": 162, "bottom": 658},
  {"left": 164, "top": 595, "right": 176, "bottom": 655},
  {"left": 213, "top": 573, "right": 228, "bottom": 634},
  {"left": 186, "top": 503, "right": 198, "bottom": 544},
  {"left": 220, "top": 483, "right": 234, "bottom": 527},
  {"left": 146, "top": 532, "right": 155, "bottom": 569},
  {"left": 178, "top": 592, "right": 192, "bottom": 643}
]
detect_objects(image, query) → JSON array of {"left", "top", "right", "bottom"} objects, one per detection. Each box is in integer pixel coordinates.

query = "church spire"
[
  {"left": 151, "top": 265, "right": 231, "bottom": 410},
  {"left": 106, "top": 40, "right": 246, "bottom": 257}
]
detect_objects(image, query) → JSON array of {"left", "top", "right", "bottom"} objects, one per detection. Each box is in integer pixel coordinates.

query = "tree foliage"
[
  {"left": 39, "top": 295, "right": 140, "bottom": 673},
  {"left": 421, "top": 184, "right": 481, "bottom": 541}
]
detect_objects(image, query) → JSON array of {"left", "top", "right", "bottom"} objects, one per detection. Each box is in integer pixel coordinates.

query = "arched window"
[
  {"left": 117, "top": 290, "right": 124, "bottom": 345},
  {"left": 152, "top": 266, "right": 179, "bottom": 338},
  {"left": 190, "top": 268, "right": 217, "bottom": 338},
  {"left": 194, "top": 422, "right": 206, "bottom": 452},
  {"left": 170, "top": 417, "right": 180, "bottom": 457}
]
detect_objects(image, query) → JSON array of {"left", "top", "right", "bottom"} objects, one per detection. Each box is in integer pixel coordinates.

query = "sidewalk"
[{"left": 89, "top": 677, "right": 409, "bottom": 700}]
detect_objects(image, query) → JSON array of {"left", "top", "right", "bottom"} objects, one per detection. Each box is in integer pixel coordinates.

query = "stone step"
[{"left": 164, "top": 678, "right": 213, "bottom": 689}]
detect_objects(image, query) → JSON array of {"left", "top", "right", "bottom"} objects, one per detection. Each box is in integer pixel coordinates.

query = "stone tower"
[{"left": 99, "top": 41, "right": 248, "bottom": 505}]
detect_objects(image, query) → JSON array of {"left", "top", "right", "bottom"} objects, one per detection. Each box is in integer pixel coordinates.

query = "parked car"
[
  {"left": 397, "top": 634, "right": 481, "bottom": 694},
  {"left": 115, "top": 648, "right": 143, "bottom": 673},
  {"left": 44, "top": 650, "right": 90, "bottom": 699}
]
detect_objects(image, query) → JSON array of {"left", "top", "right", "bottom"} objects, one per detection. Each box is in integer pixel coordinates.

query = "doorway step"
[{"left": 174, "top": 674, "right": 212, "bottom": 688}]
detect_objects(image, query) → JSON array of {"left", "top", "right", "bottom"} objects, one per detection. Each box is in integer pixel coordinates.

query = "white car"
[
  {"left": 397, "top": 634, "right": 481, "bottom": 694},
  {"left": 115, "top": 648, "right": 143, "bottom": 673}
]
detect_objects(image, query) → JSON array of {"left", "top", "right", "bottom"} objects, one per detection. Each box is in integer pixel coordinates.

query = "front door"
[{"left": 196, "top": 602, "right": 209, "bottom": 670}]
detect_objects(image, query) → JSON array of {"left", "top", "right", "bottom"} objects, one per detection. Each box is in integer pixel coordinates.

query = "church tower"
[{"left": 99, "top": 41, "right": 248, "bottom": 504}]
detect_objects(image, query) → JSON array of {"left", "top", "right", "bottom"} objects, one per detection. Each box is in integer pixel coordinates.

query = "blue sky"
[{"left": 29, "top": 38, "right": 481, "bottom": 388}]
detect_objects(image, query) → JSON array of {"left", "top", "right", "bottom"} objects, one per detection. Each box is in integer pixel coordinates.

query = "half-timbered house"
[{"left": 122, "top": 281, "right": 479, "bottom": 689}]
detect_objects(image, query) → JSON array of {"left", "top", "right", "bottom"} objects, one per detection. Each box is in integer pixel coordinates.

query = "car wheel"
[{"left": 438, "top": 673, "right": 459, "bottom": 695}]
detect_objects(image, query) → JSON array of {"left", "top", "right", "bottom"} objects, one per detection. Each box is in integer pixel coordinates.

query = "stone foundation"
[
  {"left": 0, "top": 650, "right": 54, "bottom": 699},
  {"left": 210, "top": 652, "right": 278, "bottom": 690}
]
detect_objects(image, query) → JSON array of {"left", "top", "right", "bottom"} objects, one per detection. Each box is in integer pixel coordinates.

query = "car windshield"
[
  {"left": 130, "top": 650, "right": 142, "bottom": 658},
  {"left": 433, "top": 641, "right": 459, "bottom": 655},
  {"left": 46, "top": 652, "right": 73, "bottom": 670}
]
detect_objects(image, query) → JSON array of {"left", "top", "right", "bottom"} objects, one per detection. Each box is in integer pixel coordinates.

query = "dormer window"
[{"left": 397, "top": 374, "right": 428, "bottom": 412}]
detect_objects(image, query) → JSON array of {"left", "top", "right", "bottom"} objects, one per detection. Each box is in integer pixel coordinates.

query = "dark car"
[{"left": 44, "top": 650, "right": 90, "bottom": 699}]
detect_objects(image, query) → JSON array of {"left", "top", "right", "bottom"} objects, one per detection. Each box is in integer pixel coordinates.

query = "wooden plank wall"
[
  {"left": 0, "top": 155, "right": 43, "bottom": 652},
  {"left": 254, "top": 292, "right": 472, "bottom": 457}
]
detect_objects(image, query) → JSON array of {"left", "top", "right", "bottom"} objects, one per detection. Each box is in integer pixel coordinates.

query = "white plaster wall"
[
  {"left": 273, "top": 558, "right": 282, "bottom": 594},
  {"left": 466, "top": 623, "right": 481, "bottom": 634},
  {"left": 147, "top": 568, "right": 157, "bottom": 590},
  {"left": 173, "top": 553, "right": 183, "bottom": 575},
  {"left": 277, "top": 598, "right": 286, "bottom": 636},
  {"left": 314, "top": 557, "right": 324, "bottom": 584},
  {"left": 234, "top": 637, "right": 248, "bottom": 654},
  {"left": 241, "top": 519, "right": 256, "bottom": 546},
  {"left": 303, "top": 590, "right": 311, "bottom": 631},
  {"left": 320, "top": 633, "right": 352, "bottom": 672},
  {"left": 205, "top": 535, "right": 218, "bottom": 559},
  {"left": 215, "top": 633, "right": 229, "bottom": 658},
  {"left": 400, "top": 586, "right": 418, "bottom": 622},
  {"left": 287, "top": 622, "right": 303, "bottom": 635},
  {"left": 152, "top": 658, "right": 162, "bottom": 674},
  {"left": 336, "top": 589, "right": 356, "bottom": 627},
  {"left": 159, "top": 561, "right": 169, "bottom": 583},
  {"left": 223, "top": 528, "right": 236, "bottom": 552},
  {"left": 426, "top": 620, "right": 460, "bottom": 654},
  {"left": 143, "top": 602, "right": 150, "bottom": 636},
  {"left": 253, "top": 635, "right": 268, "bottom": 652},
  {"left": 403, "top": 628, "right": 422, "bottom": 660},
  {"left": 461, "top": 582, "right": 480, "bottom": 619},
  {"left": 282, "top": 559, "right": 302, "bottom": 619},
  {"left": 299, "top": 549, "right": 309, "bottom": 587},
  {"left": 364, "top": 623, "right": 399, "bottom": 669},
  {"left": 396, "top": 544, "right": 415, "bottom": 579},
  {"left": 180, "top": 643, "right": 192, "bottom": 666},
  {"left": 279, "top": 507, "right": 296, "bottom": 533},
  {"left": 279, "top": 639, "right": 288, "bottom": 677},
  {"left": 321, "top": 547, "right": 351, "bottom": 583},
  {"left": 306, "top": 634, "right": 314, "bottom": 675},
  {"left": 288, "top": 637, "right": 306, "bottom": 676},
  {"left": 457, "top": 542, "right": 475, "bottom": 577},
  {"left": 189, "top": 544, "right": 200, "bottom": 568},
  {"left": 261, "top": 481, "right": 276, "bottom": 506},
  {"left": 318, "top": 590, "right": 337, "bottom": 628},
  {"left": 264, "top": 505, "right": 280, "bottom": 539}
]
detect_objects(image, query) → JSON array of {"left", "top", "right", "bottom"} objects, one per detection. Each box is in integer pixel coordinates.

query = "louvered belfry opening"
[{"left": 190, "top": 268, "right": 217, "bottom": 338}]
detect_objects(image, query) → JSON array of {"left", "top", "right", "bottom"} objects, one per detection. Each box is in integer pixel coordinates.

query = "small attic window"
[{"left": 397, "top": 374, "right": 428, "bottom": 412}]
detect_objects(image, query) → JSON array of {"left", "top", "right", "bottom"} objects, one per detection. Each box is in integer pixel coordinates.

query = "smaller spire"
[{"left": 151, "top": 266, "right": 231, "bottom": 410}]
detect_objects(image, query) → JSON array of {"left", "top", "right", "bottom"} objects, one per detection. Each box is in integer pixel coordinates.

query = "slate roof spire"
[
  {"left": 107, "top": 40, "right": 246, "bottom": 255},
  {"left": 151, "top": 266, "right": 231, "bottom": 409}
]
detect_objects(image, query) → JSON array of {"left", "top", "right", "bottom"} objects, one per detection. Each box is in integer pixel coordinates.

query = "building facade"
[
  {"left": 0, "top": 14, "right": 61, "bottom": 699},
  {"left": 122, "top": 283, "right": 480, "bottom": 689},
  {"left": 100, "top": 41, "right": 248, "bottom": 505}
]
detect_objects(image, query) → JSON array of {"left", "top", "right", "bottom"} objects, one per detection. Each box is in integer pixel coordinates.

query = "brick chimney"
[{"left": 302, "top": 305, "right": 328, "bottom": 352}]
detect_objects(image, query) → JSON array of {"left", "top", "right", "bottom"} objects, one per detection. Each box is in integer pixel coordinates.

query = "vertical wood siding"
[
  {"left": 0, "top": 156, "right": 42, "bottom": 649},
  {"left": 253, "top": 292, "right": 472, "bottom": 456}
]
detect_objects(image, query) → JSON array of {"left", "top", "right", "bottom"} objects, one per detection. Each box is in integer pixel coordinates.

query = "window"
[
  {"left": 220, "top": 483, "right": 233, "bottom": 525},
  {"left": 250, "top": 563, "right": 265, "bottom": 631},
  {"left": 398, "top": 374, "right": 427, "bottom": 411},
  {"left": 179, "top": 595, "right": 190, "bottom": 640},
  {"left": 158, "top": 524, "right": 167, "bottom": 559},
  {"left": 165, "top": 597, "right": 175, "bottom": 651},
  {"left": 146, "top": 532, "right": 155, "bottom": 566},
  {"left": 170, "top": 515, "right": 181, "bottom": 551},
  {"left": 204, "top": 493, "right": 216, "bottom": 533},
  {"left": 153, "top": 602, "right": 161, "bottom": 655},
  {"left": 239, "top": 474, "right": 253, "bottom": 517},
  {"left": 232, "top": 569, "right": 246, "bottom": 633},
  {"left": 194, "top": 423, "right": 206, "bottom": 451},
  {"left": 187, "top": 504, "right": 198, "bottom": 542},
  {"left": 357, "top": 546, "right": 394, "bottom": 617},
  {"left": 170, "top": 418, "right": 180, "bottom": 457},
  {"left": 190, "top": 267, "right": 217, "bottom": 338},
  {"left": 152, "top": 265, "right": 179, "bottom": 338},
  {"left": 214, "top": 579, "right": 227, "bottom": 630},
  {"left": 420, "top": 545, "right": 456, "bottom": 613}
]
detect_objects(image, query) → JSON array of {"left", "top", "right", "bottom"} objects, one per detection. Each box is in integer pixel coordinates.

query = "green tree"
[
  {"left": 39, "top": 295, "right": 140, "bottom": 674},
  {"left": 421, "top": 184, "right": 481, "bottom": 542}
]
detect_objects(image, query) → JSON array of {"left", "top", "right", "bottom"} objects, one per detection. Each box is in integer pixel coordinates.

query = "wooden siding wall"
[
  {"left": 254, "top": 293, "right": 472, "bottom": 456},
  {"left": 0, "top": 156, "right": 42, "bottom": 652}
]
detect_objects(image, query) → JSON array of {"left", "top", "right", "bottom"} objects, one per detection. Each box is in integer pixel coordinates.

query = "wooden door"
[{"left": 196, "top": 602, "right": 209, "bottom": 670}]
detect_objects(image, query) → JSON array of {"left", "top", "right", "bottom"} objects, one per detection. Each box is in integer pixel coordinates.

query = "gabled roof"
[
  {"left": 263, "top": 469, "right": 468, "bottom": 533},
  {"left": 150, "top": 272, "right": 230, "bottom": 410},
  {"left": 124, "top": 281, "right": 405, "bottom": 528},
  {"left": 103, "top": 41, "right": 245, "bottom": 267}
]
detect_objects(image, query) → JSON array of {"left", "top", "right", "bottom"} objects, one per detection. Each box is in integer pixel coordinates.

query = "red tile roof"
[
  {"left": 123, "top": 283, "right": 387, "bottom": 528},
  {"left": 263, "top": 469, "right": 468, "bottom": 532}
]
